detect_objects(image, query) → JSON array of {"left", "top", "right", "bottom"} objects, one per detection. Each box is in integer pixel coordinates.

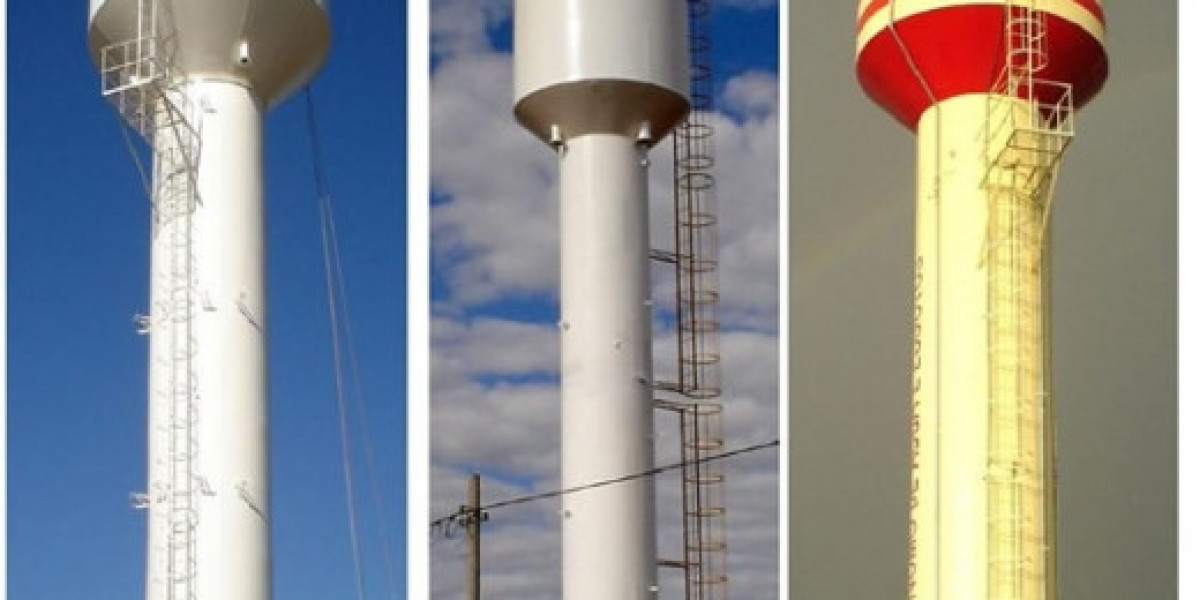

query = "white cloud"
[
  {"left": 723, "top": 71, "right": 781, "bottom": 119},
  {"left": 432, "top": 316, "right": 559, "bottom": 378},
  {"left": 429, "top": 4, "right": 779, "bottom": 599},
  {"left": 431, "top": 0, "right": 512, "bottom": 59},
  {"left": 712, "top": 93, "right": 780, "bottom": 332},
  {"left": 430, "top": 50, "right": 561, "bottom": 305}
]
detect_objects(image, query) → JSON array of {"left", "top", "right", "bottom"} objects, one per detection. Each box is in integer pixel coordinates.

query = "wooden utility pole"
[{"left": 464, "top": 472, "right": 481, "bottom": 600}]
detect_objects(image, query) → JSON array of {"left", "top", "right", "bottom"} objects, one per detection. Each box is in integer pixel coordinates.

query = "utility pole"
[{"left": 464, "top": 473, "right": 482, "bottom": 600}]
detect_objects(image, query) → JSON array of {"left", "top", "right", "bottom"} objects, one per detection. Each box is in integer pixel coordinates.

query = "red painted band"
[{"left": 856, "top": 5, "right": 1108, "bottom": 129}]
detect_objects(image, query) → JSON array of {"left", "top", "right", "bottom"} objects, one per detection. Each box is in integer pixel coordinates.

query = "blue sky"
[
  {"left": 426, "top": 2, "right": 779, "bottom": 598},
  {"left": 8, "top": 1, "right": 406, "bottom": 598}
]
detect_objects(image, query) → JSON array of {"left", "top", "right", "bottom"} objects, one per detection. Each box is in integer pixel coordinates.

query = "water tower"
[
  {"left": 856, "top": 1, "right": 1106, "bottom": 597},
  {"left": 87, "top": 1, "right": 328, "bottom": 598},
  {"left": 513, "top": 1, "right": 689, "bottom": 597}
]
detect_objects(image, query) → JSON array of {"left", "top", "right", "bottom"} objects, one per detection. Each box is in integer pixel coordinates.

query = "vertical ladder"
[
  {"left": 1004, "top": 0, "right": 1049, "bottom": 99},
  {"left": 987, "top": 0, "right": 1075, "bottom": 187},
  {"left": 983, "top": 2, "right": 1072, "bottom": 598},
  {"left": 158, "top": 97, "right": 201, "bottom": 600},
  {"left": 683, "top": 402, "right": 728, "bottom": 600},
  {"left": 654, "top": 400, "right": 728, "bottom": 600},
  {"left": 652, "top": 1, "right": 729, "bottom": 598},
  {"left": 100, "top": 2, "right": 202, "bottom": 599},
  {"left": 673, "top": 0, "right": 722, "bottom": 404},
  {"left": 985, "top": 174, "right": 1045, "bottom": 600},
  {"left": 676, "top": 3, "right": 727, "bottom": 595}
]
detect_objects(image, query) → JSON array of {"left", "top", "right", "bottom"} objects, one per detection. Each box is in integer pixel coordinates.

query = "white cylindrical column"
[
  {"left": 191, "top": 79, "right": 269, "bottom": 600},
  {"left": 146, "top": 79, "right": 268, "bottom": 600},
  {"left": 909, "top": 93, "right": 1048, "bottom": 599},
  {"left": 559, "top": 133, "right": 655, "bottom": 600}
]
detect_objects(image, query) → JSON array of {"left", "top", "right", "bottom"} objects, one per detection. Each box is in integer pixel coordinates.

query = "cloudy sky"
[
  {"left": 425, "top": 1, "right": 779, "bottom": 598},
  {"left": 791, "top": 2, "right": 1176, "bottom": 598}
]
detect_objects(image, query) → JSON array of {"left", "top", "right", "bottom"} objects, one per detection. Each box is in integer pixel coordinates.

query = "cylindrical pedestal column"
[
  {"left": 512, "top": 2, "right": 688, "bottom": 596},
  {"left": 191, "top": 79, "right": 269, "bottom": 600},
  {"left": 146, "top": 79, "right": 268, "bottom": 600},
  {"left": 559, "top": 133, "right": 655, "bottom": 600},
  {"left": 908, "top": 93, "right": 1049, "bottom": 600}
]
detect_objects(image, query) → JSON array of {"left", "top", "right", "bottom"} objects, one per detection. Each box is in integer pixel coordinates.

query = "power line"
[
  {"left": 305, "top": 85, "right": 402, "bottom": 600},
  {"left": 305, "top": 84, "right": 368, "bottom": 600},
  {"left": 430, "top": 438, "right": 779, "bottom": 532}
]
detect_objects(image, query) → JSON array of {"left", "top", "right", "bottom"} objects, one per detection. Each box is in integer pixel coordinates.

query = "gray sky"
[{"left": 790, "top": 2, "right": 1177, "bottom": 598}]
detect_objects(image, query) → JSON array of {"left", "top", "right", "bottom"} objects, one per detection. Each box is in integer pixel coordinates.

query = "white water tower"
[
  {"left": 514, "top": 1, "right": 689, "bottom": 598},
  {"left": 88, "top": 1, "right": 328, "bottom": 598}
]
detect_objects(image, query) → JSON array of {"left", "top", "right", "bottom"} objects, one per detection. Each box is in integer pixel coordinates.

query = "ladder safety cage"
[
  {"left": 652, "top": 1, "right": 729, "bottom": 599},
  {"left": 982, "top": 2, "right": 1072, "bottom": 598},
  {"left": 98, "top": 2, "right": 203, "bottom": 599}
]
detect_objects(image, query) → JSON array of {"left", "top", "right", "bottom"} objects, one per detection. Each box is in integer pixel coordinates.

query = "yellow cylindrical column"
[
  {"left": 911, "top": 93, "right": 990, "bottom": 600},
  {"left": 909, "top": 93, "right": 1049, "bottom": 600},
  {"left": 981, "top": 96, "right": 1051, "bottom": 600}
]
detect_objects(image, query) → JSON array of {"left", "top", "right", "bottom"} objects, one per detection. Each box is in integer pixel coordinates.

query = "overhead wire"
[
  {"left": 304, "top": 84, "right": 402, "bottom": 600},
  {"left": 314, "top": 106, "right": 404, "bottom": 599},
  {"left": 304, "top": 84, "right": 368, "bottom": 600},
  {"left": 429, "top": 438, "right": 780, "bottom": 532},
  {"left": 338, "top": 257, "right": 403, "bottom": 599},
  {"left": 115, "top": 117, "right": 155, "bottom": 204},
  {"left": 886, "top": 4, "right": 943, "bottom": 592}
]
